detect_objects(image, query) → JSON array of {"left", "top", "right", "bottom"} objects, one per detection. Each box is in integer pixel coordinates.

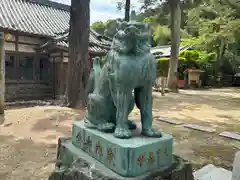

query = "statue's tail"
[{"left": 86, "top": 57, "right": 102, "bottom": 95}]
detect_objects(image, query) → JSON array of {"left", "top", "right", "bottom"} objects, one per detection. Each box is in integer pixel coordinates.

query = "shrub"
[
  {"left": 156, "top": 56, "right": 198, "bottom": 79},
  {"left": 196, "top": 51, "right": 216, "bottom": 86},
  {"left": 99, "top": 50, "right": 218, "bottom": 86},
  {"left": 179, "top": 50, "right": 199, "bottom": 61},
  {"left": 155, "top": 57, "right": 169, "bottom": 77}
]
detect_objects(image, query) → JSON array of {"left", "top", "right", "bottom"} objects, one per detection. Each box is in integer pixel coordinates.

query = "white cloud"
[
  {"left": 90, "top": 10, "right": 122, "bottom": 24},
  {"left": 52, "top": 0, "right": 141, "bottom": 24}
]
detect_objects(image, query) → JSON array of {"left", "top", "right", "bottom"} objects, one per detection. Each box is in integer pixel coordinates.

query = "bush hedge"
[
  {"left": 99, "top": 49, "right": 219, "bottom": 85},
  {"left": 156, "top": 50, "right": 218, "bottom": 85},
  {"left": 156, "top": 50, "right": 202, "bottom": 78}
]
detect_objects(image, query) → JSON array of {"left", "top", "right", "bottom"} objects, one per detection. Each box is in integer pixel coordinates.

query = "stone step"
[
  {"left": 194, "top": 151, "right": 240, "bottom": 180},
  {"left": 193, "top": 164, "right": 216, "bottom": 179},
  {"left": 199, "top": 167, "right": 232, "bottom": 180},
  {"left": 219, "top": 131, "right": 240, "bottom": 141},
  {"left": 184, "top": 124, "right": 216, "bottom": 133},
  {"left": 156, "top": 117, "right": 184, "bottom": 125},
  {"left": 232, "top": 151, "right": 240, "bottom": 180},
  {"left": 194, "top": 164, "right": 232, "bottom": 180}
]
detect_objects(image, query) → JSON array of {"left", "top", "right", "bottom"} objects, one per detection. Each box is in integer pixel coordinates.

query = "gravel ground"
[{"left": 0, "top": 88, "right": 239, "bottom": 179}]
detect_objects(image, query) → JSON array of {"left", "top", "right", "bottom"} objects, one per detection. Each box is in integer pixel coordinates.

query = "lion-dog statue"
[{"left": 84, "top": 15, "right": 162, "bottom": 139}]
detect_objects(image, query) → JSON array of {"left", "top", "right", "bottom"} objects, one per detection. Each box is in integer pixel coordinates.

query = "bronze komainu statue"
[{"left": 84, "top": 14, "right": 162, "bottom": 139}]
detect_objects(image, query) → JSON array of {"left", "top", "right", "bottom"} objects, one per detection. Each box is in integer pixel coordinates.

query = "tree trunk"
[
  {"left": 215, "top": 37, "right": 226, "bottom": 85},
  {"left": 166, "top": 0, "right": 181, "bottom": 91},
  {"left": 124, "top": 0, "right": 131, "bottom": 21},
  {"left": 65, "top": 0, "right": 91, "bottom": 108},
  {"left": 0, "top": 32, "right": 5, "bottom": 124}
]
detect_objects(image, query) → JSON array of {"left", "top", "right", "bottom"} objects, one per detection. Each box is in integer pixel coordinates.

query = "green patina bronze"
[{"left": 84, "top": 12, "right": 161, "bottom": 139}]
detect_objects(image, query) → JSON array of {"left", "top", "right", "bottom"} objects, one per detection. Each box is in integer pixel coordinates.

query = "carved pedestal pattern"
[{"left": 49, "top": 137, "right": 194, "bottom": 180}]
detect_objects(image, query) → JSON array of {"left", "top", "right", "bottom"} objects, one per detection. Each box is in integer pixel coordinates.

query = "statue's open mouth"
[
  {"left": 124, "top": 25, "right": 140, "bottom": 36},
  {"left": 122, "top": 25, "right": 140, "bottom": 52}
]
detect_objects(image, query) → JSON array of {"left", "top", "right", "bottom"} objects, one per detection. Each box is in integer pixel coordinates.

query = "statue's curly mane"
[
  {"left": 110, "top": 21, "right": 152, "bottom": 55},
  {"left": 102, "top": 21, "right": 154, "bottom": 78}
]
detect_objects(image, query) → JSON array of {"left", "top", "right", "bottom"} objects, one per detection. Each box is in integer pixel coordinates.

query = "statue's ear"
[
  {"left": 142, "top": 23, "right": 150, "bottom": 34},
  {"left": 116, "top": 20, "right": 121, "bottom": 30},
  {"left": 93, "top": 57, "right": 97, "bottom": 64},
  {"left": 117, "top": 21, "right": 127, "bottom": 31},
  {"left": 95, "top": 57, "right": 100, "bottom": 63},
  {"left": 130, "top": 10, "right": 137, "bottom": 21},
  {"left": 145, "top": 23, "right": 149, "bottom": 30}
]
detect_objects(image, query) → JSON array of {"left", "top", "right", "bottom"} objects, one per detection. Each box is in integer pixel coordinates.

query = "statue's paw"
[
  {"left": 84, "top": 119, "right": 97, "bottom": 129},
  {"left": 127, "top": 120, "right": 137, "bottom": 130},
  {"left": 97, "top": 123, "right": 115, "bottom": 133},
  {"left": 114, "top": 127, "right": 132, "bottom": 139},
  {"left": 142, "top": 128, "right": 162, "bottom": 138}
]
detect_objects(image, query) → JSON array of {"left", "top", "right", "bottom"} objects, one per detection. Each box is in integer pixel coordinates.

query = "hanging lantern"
[{"left": 4, "top": 32, "right": 13, "bottom": 41}]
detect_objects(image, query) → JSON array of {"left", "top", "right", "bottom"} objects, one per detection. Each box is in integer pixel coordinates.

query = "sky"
[{"left": 52, "top": 0, "right": 141, "bottom": 24}]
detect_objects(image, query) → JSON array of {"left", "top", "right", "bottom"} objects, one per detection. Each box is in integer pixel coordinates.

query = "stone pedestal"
[
  {"left": 49, "top": 137, "right": 194, "bottom": 180},
  {"left": 71, "top": 121, "right": 173, "bottom": 177},
  {"left": 48, "top": 120, "right": 194, "bottom": 180}
]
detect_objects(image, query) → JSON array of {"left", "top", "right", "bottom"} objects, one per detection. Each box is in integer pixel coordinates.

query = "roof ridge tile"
[{"left": 23, "top": 0, "right": 70, "bottom": 11}]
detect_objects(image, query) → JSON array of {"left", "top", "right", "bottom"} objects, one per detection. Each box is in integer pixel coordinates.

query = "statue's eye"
[
  {"left": 119, "top": 22, "right": 127, "bottom": 30},
  {"left": 135, "top": 24, "right": 143, "bottom": 29}
]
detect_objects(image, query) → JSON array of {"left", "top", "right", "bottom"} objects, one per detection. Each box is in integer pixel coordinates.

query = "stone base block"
[
  {"left": 49, "top": 137, "right": 194, "bottom": 180},
  {"left": 72, "top": 121, "right": 173, "bottom": 177}
]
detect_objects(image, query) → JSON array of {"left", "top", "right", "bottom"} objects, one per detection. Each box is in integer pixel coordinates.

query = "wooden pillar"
[
  {"left": 0, "top": 32, "right": 5, "bottom": 124},
  {"left": 15, "top": 33, "right": 20, "bottom": 80},
  {"left": 34, "top": 50, "right": 41, "bottom": 80},
  {"left": 59, "top": 51, "right": 65, "bottom": 97},
  {"left": 161, "top": 77, "right": 165, "bottom": 96},
  {"left": 51, "top": 57, "right": 56, "bottom": 99}
]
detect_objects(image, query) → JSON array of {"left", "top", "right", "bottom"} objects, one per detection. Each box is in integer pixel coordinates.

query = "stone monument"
[
  {"left": 49, "top": 12, "right": 194, "bottom": 180},
  {"left": 232, "top": 151, "right": 240, "bottom": 180}
]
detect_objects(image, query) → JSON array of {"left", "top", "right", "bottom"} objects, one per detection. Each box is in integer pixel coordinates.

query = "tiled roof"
[
  {"left": 0, "top": 0, "right": 111, "bottom": 53},
  {"left": 50, "top": 29, "right": 111, "bottom": 53},
  {"left": 0, "top": 0, "right": 70, "bottom": 36},
  {"left": 56, "top": 40, "right": 110, "bottom": 54}
]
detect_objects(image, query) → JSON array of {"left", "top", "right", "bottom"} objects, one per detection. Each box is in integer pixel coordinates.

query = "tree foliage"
[
  {"left": 91, "top": 0, "right": 240, "bottom": 84},
  {"left": 185, "top": 0, "right": 240, "bottom": 75}
]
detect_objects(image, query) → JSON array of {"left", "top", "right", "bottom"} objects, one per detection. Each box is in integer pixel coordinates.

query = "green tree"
[
  {"left": 226, "top": 0, "right": 240, "bottom": 12},
  {"left": 125, "top": 0, "right": 131, "bottom": 21},
  {"left": 153, "top": 25, "right": 171, "bottom": 45},
  {"left": 186, "top": 0, "right": 240, "bottom": 75},
  {"left": 91, "top": 21, "right": 106, "bottom": 35},
  {"left": 104, "top": 19, "right": 120, "bottom": 38},
  {"left": 117, "top": 0, "right": 131, "bottom": 21},
  {"left": 142, "top": 0, "right": 182, "bottom": 90}
]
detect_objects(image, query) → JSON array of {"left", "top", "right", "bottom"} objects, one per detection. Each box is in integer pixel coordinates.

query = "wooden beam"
[
  {"left": 6, "top": 40, "right": 41, "bottom": 46},
  {"left": 0, "top": 27, "right": 51, "bottom": 39},
  {"left": 15, "top": 33, "right": 19, "bottom": 51}
]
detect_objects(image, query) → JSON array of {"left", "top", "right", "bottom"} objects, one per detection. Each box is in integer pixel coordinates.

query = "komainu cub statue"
[{"left": 84, "top": 15, "right": 162, "bottom": 139}]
